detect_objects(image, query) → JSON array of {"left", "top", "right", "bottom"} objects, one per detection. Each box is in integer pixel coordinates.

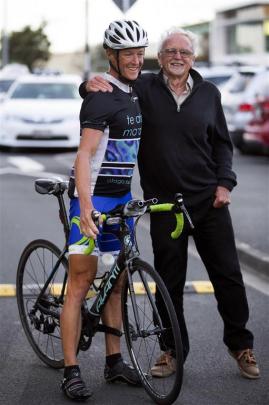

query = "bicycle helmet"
[{"left": 103, "top": 20, "right": 148, "bottom": 50}]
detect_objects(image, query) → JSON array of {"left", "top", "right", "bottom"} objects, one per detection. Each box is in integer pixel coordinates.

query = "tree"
[{"left": 8, "top": 23, "right": 51, "bottom": 71}]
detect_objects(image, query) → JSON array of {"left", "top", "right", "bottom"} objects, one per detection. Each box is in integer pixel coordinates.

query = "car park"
[
  {"left": 0, "top": 73, "right": 82, "bottom": 149},
  {"left": 242, "top": 98, "right": 269, "bottom": 155},
  {"left": 221, "top": 67, "right": 269, "bottom": 152}
]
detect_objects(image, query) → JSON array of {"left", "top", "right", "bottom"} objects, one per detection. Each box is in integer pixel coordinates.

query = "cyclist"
[{"left": 60, "top": 20, "right": 148, "bottom": 401}]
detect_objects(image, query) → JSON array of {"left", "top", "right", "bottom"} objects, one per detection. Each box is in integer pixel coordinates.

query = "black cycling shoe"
[
  {"left": 61, "top": 368, "right": 93, "bottom": 402},
  {"left": 104, "top": 359, "right": 142, "bottom": 386}
]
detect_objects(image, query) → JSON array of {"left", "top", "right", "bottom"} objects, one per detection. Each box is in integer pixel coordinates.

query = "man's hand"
[
  {"left": 86, "top": 76, "right": 113, "bottom": 93},
  {"left": 213, "top": 186, "right": 231, "bottom": 208}
]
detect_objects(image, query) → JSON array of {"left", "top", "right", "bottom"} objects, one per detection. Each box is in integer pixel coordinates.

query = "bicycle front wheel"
[
  {"left": 16, "top": 239, "right": 68, "bottom": 369},
  {"left": 122, "top": 258, "right": 183, "bottom": 405}
]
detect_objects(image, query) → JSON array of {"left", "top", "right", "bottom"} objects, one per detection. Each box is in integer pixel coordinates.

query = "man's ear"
[{"left": 157, "top": 52, "right": 162, "bottom": 68}]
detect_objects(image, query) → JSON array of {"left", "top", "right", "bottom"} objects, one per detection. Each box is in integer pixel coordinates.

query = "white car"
[
  {"left": 196, "top": 65, "right": 236, "bottom": 88},
  {"left": 0, "top": 76, "right": 16, "bottom": 100},
  {"left": 0, "top": 63, "right": 30, "bottom": 100},
  {"left": 0, "top": 74, "right": 82, "bottom": 149}
]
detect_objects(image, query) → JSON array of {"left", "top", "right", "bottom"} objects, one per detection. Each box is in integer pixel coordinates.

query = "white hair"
[{"left": 158, "top": 27, "right": 199, "bottom": 56}]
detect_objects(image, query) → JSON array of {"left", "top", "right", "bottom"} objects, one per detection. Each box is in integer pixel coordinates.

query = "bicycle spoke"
[
  {"left": 122, "top": 259, "right": 183, "bottom": 404},
  {"left": 17, "top": 240, "right": 67, "bottom": 369}
]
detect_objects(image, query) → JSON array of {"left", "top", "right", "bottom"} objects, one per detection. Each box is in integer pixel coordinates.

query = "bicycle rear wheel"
[
  {"left": 122, "top": 258, "right": 183, "bottom": 405},
  {"left": 16, "top": 239, "right": 67, "bottom": 369}
]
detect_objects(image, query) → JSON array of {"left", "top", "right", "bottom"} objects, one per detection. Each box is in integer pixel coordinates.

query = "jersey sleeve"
[{"left": 80, "top": 91, "right": 114, "bottom": 131}]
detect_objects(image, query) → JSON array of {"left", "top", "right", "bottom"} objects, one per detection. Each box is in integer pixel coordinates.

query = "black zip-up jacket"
[
  {"left": 79, "top": 69, "right": 237, "bottom": 208},
  {"left": 134, "top": 69, "right": 237, "bottom": 208}
]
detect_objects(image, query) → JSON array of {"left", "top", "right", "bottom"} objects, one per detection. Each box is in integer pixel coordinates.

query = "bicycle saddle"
[{"left": 35, "top": 178, "right": 67, "bottom": 195}]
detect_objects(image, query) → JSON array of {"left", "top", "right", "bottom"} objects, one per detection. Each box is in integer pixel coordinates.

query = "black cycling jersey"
[{"left": 76, "top": 73, "right": 142, "bottom": 197}]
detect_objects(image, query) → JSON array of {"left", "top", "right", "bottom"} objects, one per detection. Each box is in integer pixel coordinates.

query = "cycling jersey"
[
  {"left": 69, "top": 74, "right": 141, "bottom": 255},
  {"left": 72, "top": 73, "right": 142, "bottom": 197}
]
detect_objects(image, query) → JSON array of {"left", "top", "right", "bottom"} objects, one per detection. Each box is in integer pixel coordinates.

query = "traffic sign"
[{"left": 112, "top": 0, "right": 138, "bottom": 12}]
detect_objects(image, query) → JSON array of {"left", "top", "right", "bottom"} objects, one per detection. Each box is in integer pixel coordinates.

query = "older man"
[{"left": 80, "top": 28, "right": 260, "bottom": 380}]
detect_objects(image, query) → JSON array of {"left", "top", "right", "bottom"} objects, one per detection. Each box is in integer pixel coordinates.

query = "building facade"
[{"left": 211, "top": 1, "right": 269, "bottom": 65}]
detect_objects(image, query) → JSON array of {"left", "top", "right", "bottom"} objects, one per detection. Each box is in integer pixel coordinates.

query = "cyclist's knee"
[{"left": 66, "top": 279, "right": 89, "bottom": 303}]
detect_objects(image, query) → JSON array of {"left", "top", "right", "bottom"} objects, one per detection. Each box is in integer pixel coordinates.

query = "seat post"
[{"left": 57, "top": 193, "right": 70, "bottom": 245}]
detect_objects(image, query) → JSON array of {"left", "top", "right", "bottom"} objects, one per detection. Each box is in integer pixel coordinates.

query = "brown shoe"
[
  {"left": 228, "top": 349, "right": 260, "bottom": 379},
  {"left": 150, "top": 351, "right": 176, "bottom": 377}
]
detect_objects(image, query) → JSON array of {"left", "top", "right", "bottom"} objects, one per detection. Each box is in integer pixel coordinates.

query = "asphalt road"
[
  {"left": 1, "top": 255, "right": 269, "bottom": 405},
  {"left": 0, "top": 149, "right": 268, "bottom": 405}
]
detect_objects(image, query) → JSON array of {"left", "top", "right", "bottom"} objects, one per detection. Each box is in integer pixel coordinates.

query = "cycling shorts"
[{"left": 68, "top": 192, "right": 133, "bottom": 256}]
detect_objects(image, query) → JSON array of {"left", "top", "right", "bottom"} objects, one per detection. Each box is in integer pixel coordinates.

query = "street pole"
[
  {"left": 1, "top": 0, "right": 9, "bottom": 68},
  {"left": 122, "top": 0, "right": 131, "bottom": 14},
  {"left": 83, "top": 0, "right": 91, "bottom": 80}
]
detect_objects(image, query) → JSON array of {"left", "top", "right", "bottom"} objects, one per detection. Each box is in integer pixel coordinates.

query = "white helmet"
[{"left": 103, "top": 20, "right": 148, "bottom": 50}]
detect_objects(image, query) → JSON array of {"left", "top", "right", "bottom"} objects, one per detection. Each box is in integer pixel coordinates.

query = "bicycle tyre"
[
  {"left": 16, "top": 239, "right": 68, "bottom": 369},
  {"left": 122, "top": 258, "right": 184, "bottom": 405}
]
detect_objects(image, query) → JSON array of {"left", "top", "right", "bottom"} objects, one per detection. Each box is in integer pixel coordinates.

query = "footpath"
[{"left": 231, "top": 153, "right": 269, "bottom": 279}]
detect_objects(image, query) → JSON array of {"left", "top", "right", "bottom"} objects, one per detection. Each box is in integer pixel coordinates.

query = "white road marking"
[
  {"left": 242, "top": 269, "right": 269, "bottom": 296},
  {"left": 0, "top": 166, "right": 67, "bottom": 180},
  {"left": 8, "top": 156, "right": 44, "bottom": 172}
]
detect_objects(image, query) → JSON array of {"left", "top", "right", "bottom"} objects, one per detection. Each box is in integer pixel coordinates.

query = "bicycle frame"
[
  {"left": 87, "top": 216, "right": 164, "bottom": 340},
  {"left": 87, "top": 220, "right": 137, "bottom": 322},
  {"left": 32, "top": 179, "right": 192, "bottom": 342},
  {"left": 18, "top": 179, "right": 189, "bottom": 403}
]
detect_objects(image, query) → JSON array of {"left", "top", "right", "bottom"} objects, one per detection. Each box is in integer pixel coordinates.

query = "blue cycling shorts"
[{"left": 68, "top": 192, "right": 133, "bottom": 256}]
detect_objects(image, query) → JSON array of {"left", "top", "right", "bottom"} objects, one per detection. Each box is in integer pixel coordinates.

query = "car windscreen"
[
  {"left": 10, "top": 82, "right": 80, "bottom": 99},
  {"left": 205, "top": 75, "right": 232, "bottom": 86},
  {"left": 222, "top": 72, "right": 255, "bottom": 94},
  {"left": 0, "top": 79, "right": 15, "bottom": 92}
]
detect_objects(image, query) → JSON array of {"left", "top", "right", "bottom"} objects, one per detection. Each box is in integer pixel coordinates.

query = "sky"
[{"left": 0, "top": 0, "right": 263, "bottom": 53}]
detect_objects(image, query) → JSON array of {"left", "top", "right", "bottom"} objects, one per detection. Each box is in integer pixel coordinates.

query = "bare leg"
[
  {"left": 60, "top": 254, "right": 98, "bottom": 366},
  {"left": 102, "top": 272, "right": 125, "bottom": 356}
]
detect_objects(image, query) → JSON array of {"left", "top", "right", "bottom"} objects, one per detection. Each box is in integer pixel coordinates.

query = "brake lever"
[
  {"left": 174, "top": 193, "right": 194, "bottom": 229},
  {"left": 91, "top": 209, "right": 101, "bottom": 226}
]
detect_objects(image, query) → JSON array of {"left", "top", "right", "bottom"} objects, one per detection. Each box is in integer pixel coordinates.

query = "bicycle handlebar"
[
  {"left": 91, "top": 194, "right": 194, "bottom": 240},
  {"left": 35, "top": 178, "right": 194, "bottom": 239},
  {"left": 34, "top": 178, "right": 194, "bottom": 240}
]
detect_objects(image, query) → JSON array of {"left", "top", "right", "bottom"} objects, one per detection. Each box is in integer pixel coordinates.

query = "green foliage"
[{"left": 8, "top": 23, "right": 51, "bottom": 71}]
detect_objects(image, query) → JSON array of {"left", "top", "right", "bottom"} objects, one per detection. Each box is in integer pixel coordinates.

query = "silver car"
[{"left": 221, "top": 67, "right": 269, "bottom": 152}]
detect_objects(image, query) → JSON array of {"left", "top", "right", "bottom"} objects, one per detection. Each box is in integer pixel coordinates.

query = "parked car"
[
  {"left": 0, "top": 73, "right": 82, "bottom": 149},
  {"left": 196, "top": 65, "right": 236, "bottom": 87},
  {"left": 0, "top": 63, "right": 30, "bottom": 100},
  {"left": 0, "top": 76, "right": 15, "bottom": 99},
  {"left": 242, "top": 98, "right": 269, "bottom": 155},
  {"left": 221, "top": 67, "right": 269, "bottom": 152}
]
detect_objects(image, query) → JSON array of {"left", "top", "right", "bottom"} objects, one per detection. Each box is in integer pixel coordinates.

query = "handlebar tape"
[{"left": 149, "top": 204, "right": 184, "bottom": 239}]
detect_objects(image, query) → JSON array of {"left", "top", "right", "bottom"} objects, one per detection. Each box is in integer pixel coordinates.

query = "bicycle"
[{"left": 16, "top": 177, "right": 194, "bottom": 405}]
